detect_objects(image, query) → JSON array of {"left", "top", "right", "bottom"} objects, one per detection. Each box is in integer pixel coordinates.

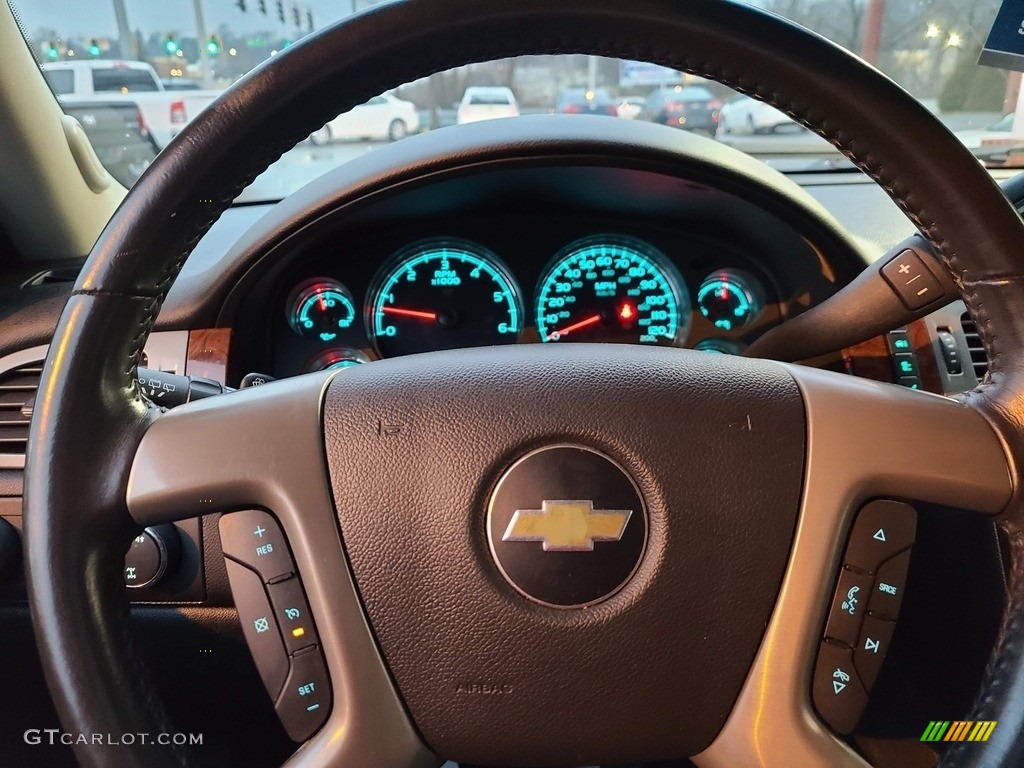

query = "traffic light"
[
  {"left": 206, "top": 36, "right": 221, "bottom": 56},
  {"left": 164, "top": 35, "right": 180, "bottom": 55},
  {"left": 88, "top": 39, "right": 101, "bottom": 57},
  {"left": 46, "top": 40, "right": 59, "bottom": 60},
  {"left": 277, "top": 1, "right": 285, "bottom": 23},
  {"left": 236, "top": 0, "right": 246, "bottom": 11},
  {"left": 258, "top": 0, "right": 267, "bottom": 13}
]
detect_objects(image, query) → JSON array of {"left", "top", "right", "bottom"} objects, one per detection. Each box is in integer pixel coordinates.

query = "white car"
[
  {"left": 457, "top": 86, "right": 519, "bottom": 124},
  {"left": 309, "top": 93, "right": 420, "bottom": 144},
  {"left": 717, "top": 93, "right": 801, "bottom": 136},
  {"left": 616, "top": 97, "right": 646, "bottom": 120}
]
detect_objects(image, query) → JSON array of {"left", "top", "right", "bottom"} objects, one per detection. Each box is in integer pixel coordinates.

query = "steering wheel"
[{"left": 24, "top": 1, "right": 1024, "bottom": 766}]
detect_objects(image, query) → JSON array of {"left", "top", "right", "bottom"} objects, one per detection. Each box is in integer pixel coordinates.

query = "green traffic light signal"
[
  {"left": 206, "top": 37, "right": 221, "bottom": 56},
  {"left": 46, "top": 42, "right": 59, "bottom": 60},
  {"left": 88, "top": 39, "right": 101, "bottom": 57},
  {"left": 164, "top": 36, "right": 179, "bottom": 55}
]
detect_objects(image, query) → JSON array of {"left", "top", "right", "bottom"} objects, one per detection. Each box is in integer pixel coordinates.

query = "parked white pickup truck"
[{"left": 41, "top": 60, "right": 220, "bottom": 150}]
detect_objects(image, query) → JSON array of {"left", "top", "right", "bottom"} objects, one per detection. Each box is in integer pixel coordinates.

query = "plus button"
[{"left": 253, "top": 525, "right": 266, "bottom": 538}]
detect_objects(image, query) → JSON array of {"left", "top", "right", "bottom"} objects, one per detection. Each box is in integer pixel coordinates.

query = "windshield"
[{"left": 10, "top": 0, "right": 1018, "bottom": 201}]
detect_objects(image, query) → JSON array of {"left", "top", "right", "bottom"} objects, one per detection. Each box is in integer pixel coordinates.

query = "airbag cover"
[{"left": 323, "top": 344, "right": 805, "bottom": 765}]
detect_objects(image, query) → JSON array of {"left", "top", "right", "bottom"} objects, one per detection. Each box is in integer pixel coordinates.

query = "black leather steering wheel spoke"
[{"left": 24, "top": 1, "right": 1024, "bottom": 766}]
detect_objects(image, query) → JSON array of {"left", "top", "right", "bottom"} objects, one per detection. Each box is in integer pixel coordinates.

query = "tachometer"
[
  {"left": 367, "top": 239, "right": 523, "bottom": 358},
  {"left": 535, "top": 236, "right": 690, "bottom": 346}
]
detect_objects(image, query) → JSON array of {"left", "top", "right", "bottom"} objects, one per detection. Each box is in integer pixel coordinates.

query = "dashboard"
[
  {"left": 281, "top": 232, "right": 774, "bottom": 368},
  {"left": 224, "top": 160, "right": 865, "bottom": 382}
]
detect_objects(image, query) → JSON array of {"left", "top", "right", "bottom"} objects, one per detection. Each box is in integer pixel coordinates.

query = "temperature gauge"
[
  {"left": 696, "top": 270, "right": 764, "bottom": 332},
  {"left": 287, "top": 278, "right": 357, "bottom": 342}
]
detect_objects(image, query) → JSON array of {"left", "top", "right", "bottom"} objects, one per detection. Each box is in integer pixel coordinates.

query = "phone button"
[{"left": 824, "top": 567, "right": 873, "bottom": 646}]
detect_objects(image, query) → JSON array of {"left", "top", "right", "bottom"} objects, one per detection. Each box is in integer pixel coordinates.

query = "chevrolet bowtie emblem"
[{"left": 502, "top": 500, "right": 632, "bottom": 552}]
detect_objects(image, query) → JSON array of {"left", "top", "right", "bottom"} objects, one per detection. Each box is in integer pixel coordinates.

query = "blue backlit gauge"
[
  {"left": 695, "top": 338, "right": 747, "bottom": 355},
  {"left": 305, "top": 348, "right": 370, "bottom": 373},
  {"left": 367, "top": 239, "right": 523, "bottom": 358},
  {"left": 287, "top": 278, "right": 357, "bottom": 342},
  {"left": 535, "top": 236, "right": 690, "bottom": 346},
  {"left": 696, "top": 270, "right": 764, "bottom": 332}
]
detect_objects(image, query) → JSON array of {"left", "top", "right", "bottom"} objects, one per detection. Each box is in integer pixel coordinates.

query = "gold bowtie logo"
[{"left": 502, "top": 500, "right": 632, "bottom": 552}]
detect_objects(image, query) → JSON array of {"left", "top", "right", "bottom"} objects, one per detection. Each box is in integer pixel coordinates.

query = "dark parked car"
[
  {"left": 554, "top": 87, "right": 618, "bottom": 116},
  {"left": 60, "top": 99, "right": 159, "bottom": 187},
  {"left": 643, "top": 84, "right": 722, "bottom": 132}
]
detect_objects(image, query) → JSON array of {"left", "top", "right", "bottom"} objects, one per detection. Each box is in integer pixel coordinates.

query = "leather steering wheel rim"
[{"left": 23, "top": 1, "right": 1024, "bottom": 766}]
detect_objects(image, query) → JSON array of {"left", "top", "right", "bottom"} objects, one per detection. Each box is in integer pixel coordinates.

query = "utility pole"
[
  {"left": 860, "top": 0, "right": 887, "bottom": 65},
  {"left": 1005, "top": 71, "right": 1022, "bottom": 117},
  {"left": 587, "top": 56, "right": 597, "bottom": 92},
  {"left": 192, "top": 0, "right": 213, "bottom": 88},
  {"left": 111, "top": 0, "right": 138, "bottom": 59}
]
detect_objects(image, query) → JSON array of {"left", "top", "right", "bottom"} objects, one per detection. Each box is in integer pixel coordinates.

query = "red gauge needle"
[
  {"left": 547, "top": 314, "right": 601, "bottom": 340},
  {"left": 381, "top": 306, "right": 438, "bottom": 321}
]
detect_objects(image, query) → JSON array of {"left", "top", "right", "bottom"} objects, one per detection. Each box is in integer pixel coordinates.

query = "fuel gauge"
[
  {"left": 287, "top": 278, "right": 357, "bottom": 342},
  {"left": 696, "top": 270, "right": 764, "bottom": 332}
]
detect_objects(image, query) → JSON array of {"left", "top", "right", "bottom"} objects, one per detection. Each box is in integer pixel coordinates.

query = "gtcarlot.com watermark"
[{"left": 24, "top": 729, "right": 203, "bottom": 747}]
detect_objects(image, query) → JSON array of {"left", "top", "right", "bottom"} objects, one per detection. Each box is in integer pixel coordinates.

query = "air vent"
[
  {"left": 23, "top": 267, "right": 79, "bottom": 287},
  {"left": 960, "top": 312, "right": 989, "bottom": 380},
  {"left": 0, "top": 361, "right": 42, "bottom": 455}
]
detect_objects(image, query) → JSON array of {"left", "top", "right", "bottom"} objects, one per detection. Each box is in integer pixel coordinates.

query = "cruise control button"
[
  {"left": 824, "top": 567, "right": 872, "bottom": 646},
  {"left": 812, "top": 641, "right": 868, "bottom": 735},
  {"left": 845, "top": 500, "right": 915, "bottom": 573},
  {"left": 220, "top": 510, "right": 295, "bottom": 582},
  {"left": 855, "top": 614, "right": 896, "bottom": 688},
  {"left": 276, "top": 647, "right": 331, "bottom": 742},
  {"left": 869, "top": 549, "right": 912, "bottom": 619},
  {"left": 268, "top": 576, "right": 319, "bottom": 654},
  {"left": 224, "top": 559, "right": 289, "bottom": 699}
]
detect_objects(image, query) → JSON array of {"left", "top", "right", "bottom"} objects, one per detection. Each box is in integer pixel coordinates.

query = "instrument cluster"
[{"left": 275, "top": 233, "right": 775, "bottom": 373}]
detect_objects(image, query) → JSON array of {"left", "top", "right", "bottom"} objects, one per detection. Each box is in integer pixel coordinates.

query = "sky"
[{"left": 11, "top": 0, "right": 360, "bottom": 39}]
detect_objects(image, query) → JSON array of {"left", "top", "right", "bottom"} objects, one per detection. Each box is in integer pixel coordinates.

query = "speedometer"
[
  {"left": 535, "top": 236, "right": 690, "bottom": 346},
  {"left": 366, "top": 239, "right": 523, "bottom": 358}
]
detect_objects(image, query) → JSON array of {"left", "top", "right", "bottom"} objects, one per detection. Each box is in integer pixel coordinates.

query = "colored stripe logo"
[{"left": 921, "top": 721, "right": 997, "bottom": 742}]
